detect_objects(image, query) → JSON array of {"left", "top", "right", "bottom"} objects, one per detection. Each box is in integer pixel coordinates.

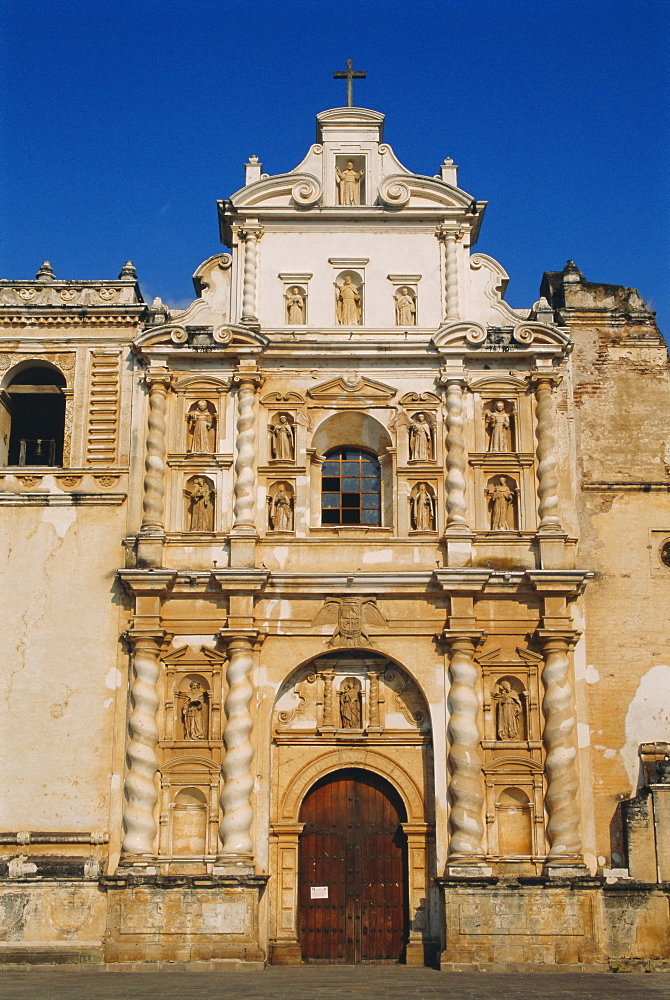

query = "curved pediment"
[
  {"left": 230, "top": 172, "right": 323, "bottom": 210},
  {"left": 432, "top": 319, "right": 571, "bottom": 357},
  {"left": 308, "top": 374, "right": 397, "bottom": 405},
  {"left": 378, "top": 173, "right": 477, "bottom": 211},
  {"left": 133, "top": 322, "right": 268, "bottom": 352}
]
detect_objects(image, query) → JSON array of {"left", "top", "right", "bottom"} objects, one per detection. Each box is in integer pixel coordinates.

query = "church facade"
[{"left": 1, "top": 103, "right": 669, "bottom": 970}]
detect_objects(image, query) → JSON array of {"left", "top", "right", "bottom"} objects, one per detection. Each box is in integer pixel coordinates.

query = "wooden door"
[{"left": 298, "top": 768, "right": 408, "bottom": 963}]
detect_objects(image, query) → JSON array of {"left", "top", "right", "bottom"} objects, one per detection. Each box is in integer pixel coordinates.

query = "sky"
[{"left": 1, "top": 0, "right": 668, "bottom": 331}]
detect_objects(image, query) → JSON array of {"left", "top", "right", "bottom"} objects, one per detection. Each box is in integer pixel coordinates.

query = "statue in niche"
[
  {"left": 336, "top": 275, "right": 362, "bottom": 325},
  {"left": 339, "top": 677, "right": 362, "bottom": 729},
  {"left": 493, "top": 680, "right": 523, "bottom": 740},
  {"left": 285, "top": 286, "right": 305, "bottom": 325},
  {"left": 485, "top": 400, "right": 512, "bottom": 452},
  {"left": 271, "top": 414, "right": 294, "bottom": 460},
  {"left": 187, "top": 477, "right": 214, "bottom": 531},
  {"left": 188, "top": 400, "right": 216, "bottom": 454},
  {"left": 270, "top": 484, "right": 293, "bottom": 531},
  {"left": 181, "top": 681, "right": 208, "bottom": 740},
  {"left": 395, "top": 287, "right": 416, "bottom": 326},
  {"left": 412, "top": 482, "right": 435, "bottom": 531},
  {"left": 336, "top": 161, "right": 364, "bottom": 206},
  {"left": 487, "top": 475, "right": 516, "bottom": 531},
  {"left": 409, "top": 412, "right": 432, "bottom": 461}
]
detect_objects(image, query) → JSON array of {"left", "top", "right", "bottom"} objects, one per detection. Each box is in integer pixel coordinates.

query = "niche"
[
  {"left": 186, "top": 399, "right": 217, "bottom": 454},
  {"left": 268, "top": 480, "right": 294, "bottom": 532},
  {"left": 335, "top": 271, "right": 363, "bottom": 326},
  {"left": 394, "top": 286, "right": 417, "bottom": 327},
  {"left": 496, "top": 786, "right": 534, "bottom": 856},
  {"left": 170, "top": 787, "right": 208, "bottom": 856},
  {"left": 269, "top": 412, "right": 295, "bottom": 462},
  {"left": 484, "top": 399, "right": 516, "bottom": 452},
  {"left": 408, "top": 412, "right": 434, "bottom": 462},
  {"left": 409, "top": 482, "right": 436, "bottom": 532},
  {"left": 335, "top": 155, "right": 366, "bottom": 206},
  {"left": 184, "top": 475, "right": 215, "bottom": 532},
  {"left": 285, "top": 285, "right": 307, "bottom": 325},
  {"left": 491, "top": 675, "right": 527, "bottom": 741},
  {"left": 177, "top": 674, "right": 210, "bottom": 740},
  {"left": 486, "top": 474, "right": 518, "bottom": 531}
]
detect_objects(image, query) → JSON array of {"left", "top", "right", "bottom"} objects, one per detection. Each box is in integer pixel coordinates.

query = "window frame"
[{"left": 320, "top": 446, "right": 382, "bottom": 527}]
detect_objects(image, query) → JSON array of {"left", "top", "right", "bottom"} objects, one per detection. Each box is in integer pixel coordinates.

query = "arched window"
[
  {"left": 321, "top": 447, "right": 381, "bottom": 525},
  {"left": 2, "top": 365, "right": 66, "bottom": 467}
]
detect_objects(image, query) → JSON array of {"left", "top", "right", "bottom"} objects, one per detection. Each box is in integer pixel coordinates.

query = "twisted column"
[
  {"left": 443, "top": 231, "right": 459, "bottom": 320},
  {"left": 532, "top": 375, "right": 561, "bottom": 530},
  {"left": 321, "top": 669, "right": 335, "bottom": 728},
  {"left": 220, "top": 636, "right": 255, "bottom": 855},
  {"left": 538, "top": 632, "right": 583, "bottom": 860},
  {"left": 240, "top": 228, "right": 261, "bottom": 323},
  {"left": 446, "top": 634, "right": 485, "bottom": 858},
  {"left": 444, "top": 379, "right": 469, "bottom": 528},
  {"left": 232, "top": 371, "right": 263, "bottom": 532},
  {"left": 140, "top": 372, "right": 172, "bottom": 532},
  {"left": 368, "top": 670, "right": 381, "bottom": 728},
  {"left": 122, "top": 632, "right": 163, "bottom": 856}
]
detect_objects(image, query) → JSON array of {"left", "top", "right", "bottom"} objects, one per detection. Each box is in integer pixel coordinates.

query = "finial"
[
  {"left": 118, "top": 260, "right": 137, "bottom": 280},
  {"left": 36, "top": 261, "right": 56, "bottom": 281}
]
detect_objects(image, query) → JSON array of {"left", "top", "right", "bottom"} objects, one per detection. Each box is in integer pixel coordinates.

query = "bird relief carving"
[{"left": 311, "top": 596, "right": 388, "bottom": 648}]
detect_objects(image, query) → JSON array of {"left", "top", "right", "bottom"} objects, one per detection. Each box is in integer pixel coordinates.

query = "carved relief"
[
  {"left": 184, "top": 475, "right": 215, "bottom": 531},
  {"left": 408, "top": 411, "right": 434, "bottom": 461},
  {"left": 268, "top": 481, "right": 294, "bottom": 531},
  {"left": 383, "top": 668, "right": 426, "bottom": 727},
  {"left": 339, "top": 677, "right": 362, "bottom": 728},
  {"left": 177, "top": 676, "right": 210, "bottom": 740},
  {"left": 485, "top": 399, "right": 515, "bottom": 452},
  {"left": 410, "top": 482, "right": 436, "bottom": 531},
  {"left": 312, "top": 596, "right": 388, "bottom": 648},
  {"left": 187, "top": 400, "right": 217, "bottom": 454},
  {"left": 276, "top": 671, "right": 317, "bottom": 730},
  {"left": 270, "top": 412, "right": 295, "bottom": 461},
  {"left": 486, "top": 474, "right": 518, "bottom": 530},
  {"left": 395, "top": 287, "right": 416, "bottom": 326}
]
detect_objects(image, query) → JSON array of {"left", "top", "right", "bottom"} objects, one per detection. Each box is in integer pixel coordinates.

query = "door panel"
[{"left": 298, "top": 769, "right": 407, "bottom": 963}]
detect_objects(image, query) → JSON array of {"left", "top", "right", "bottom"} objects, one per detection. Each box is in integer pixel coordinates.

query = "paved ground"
[{"left": 0, "top": 967, "right": 668, "bottom": 1000}]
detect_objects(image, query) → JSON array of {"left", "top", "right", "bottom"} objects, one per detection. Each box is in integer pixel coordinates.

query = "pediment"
[
  {"left": 469, "top": 374, "right": 529, "bottom": 393},
  {"left": 160, "top": 755, "right": 221, "bottom": 774},
  {"left": 261, "top": 389, "right": 307, "bottom": 406},
  {"left": 432, "top": 319, "right": 571, "bottom": 356},
  {"left": 308, "top": 374, "right": 397, "bottom": 404},
  {"left": 161, "top": 644, "right": 228, "bottom": 667},
  {"left": 172, "top": 375, "right": 230, "bottom": 392},
  {"left": 133, "top": 323, "right": 268, "bottom": 352},
  {"left": 398, "top": 391, "right": 441, "bottom": 407},
  {"left": 229, "top": 172, "right": 323, "bottom": 210}
]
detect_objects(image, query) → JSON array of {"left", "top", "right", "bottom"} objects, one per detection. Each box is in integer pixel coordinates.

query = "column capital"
[
  {"left": 232, "top": 368, "right": 265, "bottom": 390},
  {"left": 217, "top": 627, "right": 266, "bottom": 651},
  {"left": 123, "top": 627, "right": 168, "bottom": 646},
  {"left": 442, "top": 629, "right": 487, "bottom": 648},
  {"left": 143, "top": 369, "right": 173, "bottom": 390},
  {"left": 535, "top": 628, "right": 581, "bottom": 650},
  {"left": 435, "top": 224, "right": 462, "bottom": 242},
  {"left": 436, "top": 370, "right": 469, "bottom": 389},
  {"left": 528, "top": 370, "right": 562, "bottom": 390},
  {"left": 238, "top": 225, "right": 264, "bottom": 242}
]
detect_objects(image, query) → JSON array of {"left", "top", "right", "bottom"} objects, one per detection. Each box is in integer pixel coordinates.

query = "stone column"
[
  {"left": 321, "top": 668, "right": 335, "bottom": 729},
  {"left": 532, "top": 374, "right": 561, "bottom": 530},
  {"left": 137, "top": 370, "right": 172, "bottom": 568},
  {"left": 444, "top": 379, "right": 469, "bottom": 529},
  {"left": 367, "top": 669, "right": 381, "bottom": 729},
  {"left": 121, "top": 630, "right": 164, "bottom": 857},
  {"left": 537, "top": 630, "right": 584, "bottom": 871},
  {"left": 445, "top": 633, "right": 485, "bottom": 864},
  {"left": 62, "top": 388, "right": 74, "bottom": 467},
  {"left": 240, "top": 228, "right": 262, "bottom": 324},
  {"left": 230, "top": 367, "right": 264, "bottom": 568},
  {"left": 219, "top": 634, "right": 256, "bottom": 862},
  {"left": 442, "top": 230, "right": 459, "bottom": 320}
]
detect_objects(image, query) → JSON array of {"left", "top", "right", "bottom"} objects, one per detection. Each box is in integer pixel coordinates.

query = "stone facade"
[{"left": 0, "top": 104, "right": 669, "bottom": 970}]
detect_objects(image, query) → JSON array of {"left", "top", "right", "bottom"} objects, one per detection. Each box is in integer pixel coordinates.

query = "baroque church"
[{"left": 1, "top": 89, "right": 669, "bottom": 970}]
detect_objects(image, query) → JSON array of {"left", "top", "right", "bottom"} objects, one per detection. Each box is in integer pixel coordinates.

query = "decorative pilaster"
[
  {"left": 531, "top": 373, "right": 562, "bottom": 530},
  {"left": 443, "top": 378, "right": 469, "bottom": 529},
  {"left": 137, "top": 370, "right": 172, "bottom": 568},
  {"left": 537, "top": 630, "right": 585, "bottom": 872},
  {"left": 442, "top": 230, "right": 459, "bottom": 320},
  {"left": 121, "top": 630, "right": 165, "bottom": 857},
  {"left": 239, "top": 228, "right": 262, "bottom": 324},
  {"left": 231, "top": 367, "right": 264, "bottom": 568},
  {"left": 321, "top": 668, "right": 335, "bottom": 729},
  {"left": 445, "top": 632, "right": 486, "bottom": 863},
  {"left": 218, "top": 633, "right": 256, "bottom": 863},
  {"left": 368, "top": 669, "right": 381, "bottom": 729}
]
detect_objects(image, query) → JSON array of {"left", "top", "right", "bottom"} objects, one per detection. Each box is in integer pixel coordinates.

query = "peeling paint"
[
  {"left": 105, "top": 668, "right": 122, "bottom": 690},
  {"left": 622, "top": 664, "right": 670, "bottom": 789},
  {"left": 40, "top": 506, "right": 77, "bottom": 537},
  {"left": 577, "top": 722, "right": 591, "bottom": 748}
]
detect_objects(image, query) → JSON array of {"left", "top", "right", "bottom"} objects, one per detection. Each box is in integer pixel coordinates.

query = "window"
[
  {"left": 3, "top": 365, "right": 66, "bottom": 467},
  {"left": 321, "top": 447, "right": 381, "bottom": 526}
]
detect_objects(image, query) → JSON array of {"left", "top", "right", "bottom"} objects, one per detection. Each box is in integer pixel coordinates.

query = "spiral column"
[
  {"left": 443, "top": 231, "right": 459, "bottom": 320},
  {"left": 140, "top": 371, "right": 172, "bottom": 532},
  {"left": 240, "top": 228, "right": 261, "bottom": 324},
  {"left": 538, "top": 631, "right": 583, "bottom": 864},
  {"left": 446, "top": 634, "right": 485, "bottom": 859},
  {"left": 232, "top": 370, "right": 263, "bottom": 533},
  {"left": 444, "top": 379, "right": 469, "bottom": 529},
  {"left": 219, "top": 635, "right": 255, "bottom": 857},
  {"left": 532, "top": 374, "right": 562, "bottom": 530},
  {"left": 122, "top": 631, "right": 163, "bottom": 856}
]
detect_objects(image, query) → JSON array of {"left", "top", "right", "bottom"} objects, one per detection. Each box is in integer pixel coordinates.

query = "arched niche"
[
  {"left": 171, "top": 787, "right": 208, "bottom": 856},
  {"left": 496, "top": 786, "right": 534, "bottom": 857},
  {"left": 2, "top": 363, "right": 67, "bottom": 467}
]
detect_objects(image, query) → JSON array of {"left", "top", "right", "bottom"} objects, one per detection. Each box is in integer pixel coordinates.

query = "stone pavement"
[{"left": 0, "top": 967, "right": 669, "bottom": 1000}]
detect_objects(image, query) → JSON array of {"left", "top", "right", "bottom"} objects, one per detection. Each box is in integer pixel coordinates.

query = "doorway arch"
[{"left": 298, "top": 768, "right": 408, "bottom": 964}]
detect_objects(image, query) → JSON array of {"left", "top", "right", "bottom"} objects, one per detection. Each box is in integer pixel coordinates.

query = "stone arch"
[
  {"left": 311, "top": 410, "right": 392, "bottom": 457},
  {"left": 278, "top": 747, "right": 425, "bottom": 824},
  {"left": 0, "top": 357, "right": 68, "bottom": 390}
]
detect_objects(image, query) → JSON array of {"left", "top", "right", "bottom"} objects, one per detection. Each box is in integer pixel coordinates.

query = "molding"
[
  {"left": 581, "top": 481, "right": 670, "bottom": 492},
  {"left": 0, "top": 492, "right": 126, "bottom": 506}
]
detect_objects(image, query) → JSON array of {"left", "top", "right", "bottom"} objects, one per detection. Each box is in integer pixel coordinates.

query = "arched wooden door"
[{"left": 298, "top": 768, "right": 408, "bottom": 963}]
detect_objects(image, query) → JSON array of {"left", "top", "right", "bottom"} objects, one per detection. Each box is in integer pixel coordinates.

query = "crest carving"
[{"left": 311, "top": 596, "right": 388, "bottom": 647}]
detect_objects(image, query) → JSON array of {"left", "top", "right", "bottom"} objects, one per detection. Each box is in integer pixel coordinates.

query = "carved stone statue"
[
  {"left": 412, "top": 482, "right": 435, "bottom": 531},
  {"left": 339, "top": 677, "right": 362, "bottom": 728},
  {"left": 486, "top": 400, "right": 512, "bottom": 452},
  {"left": 336, "top": 275, "right": 362, "bottom": 325},
  {"left": 270, "top": 484, "right": 293, "bottom": 531},
  {"left": 271, "top": 414, "right": 294, "bottom": 460},
  {"left": 336, "top": 161, "right": 364, "bottom": 206},
  {"left": 395, "top": 287, "right": 416, "bottom": 326},
  {"left": 409, "top": 412, "right": 432, "bottom": 461},
  {"left": 285, "top": 286, "right": 305, "bottom": 325},
  {"left": 181, "top": 681, "right": 207, "bottom": 740},
  {"left": 188, "top": 400, "right": 215, "bottom": 454},
  {"left": 493, "top": 680, "right": 523, "bottom": 740},
  {"left": 487, "top": 476, "right": 515, "bottom": 530},
  {"left": 187, "top": 477, "right": 214, "bottom": 531}
]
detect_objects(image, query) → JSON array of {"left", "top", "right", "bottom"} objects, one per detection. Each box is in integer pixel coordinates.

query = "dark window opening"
[
  {"left": 4, "top": 366, "right": 66, "bottom": 467},
  {"left": 321, "top": 447, "right": 381, "bottom": 526}
]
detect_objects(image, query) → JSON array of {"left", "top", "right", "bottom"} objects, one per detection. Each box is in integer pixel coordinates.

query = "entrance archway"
[{"left": 298, "top": 768, "right": 408, "bottom": 963}]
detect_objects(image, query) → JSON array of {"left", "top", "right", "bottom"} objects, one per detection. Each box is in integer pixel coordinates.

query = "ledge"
[{"left": 0, "top": 492, "right": 127, "bottom": 506}]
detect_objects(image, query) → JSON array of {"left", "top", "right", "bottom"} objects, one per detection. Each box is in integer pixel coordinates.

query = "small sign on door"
[{"left": 310, "top": 885, "right": 328, "bottom": 899}]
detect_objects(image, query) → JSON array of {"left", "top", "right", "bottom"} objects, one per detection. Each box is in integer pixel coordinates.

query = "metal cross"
[{"left": 333, "top": 59, "right": 366, "bottom": 108}]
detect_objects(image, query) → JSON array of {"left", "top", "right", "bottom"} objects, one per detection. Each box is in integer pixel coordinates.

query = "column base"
[
  {"left": 543, "top": 858, "right": 591, "bottom": 878},
  {"left": 442, "top": 530, "right": 475, "bottom": 567},
  {"left": 446, "top": 861, "right": 493, "bottom": 877},
  {"left": 535, "top": 530, "right": 572, "bottom": 570},
  {"left": 213, "top": 855, "right": 256, "bottom": 877},
  {"left": 136, "top": 531, "right": 165, "bottom": 569},
  {"left": 229, "top": 533, "right": 259, "bottom": 569},
  {"left": 269, "top": 940, "right": 302, "bottom": 965}
]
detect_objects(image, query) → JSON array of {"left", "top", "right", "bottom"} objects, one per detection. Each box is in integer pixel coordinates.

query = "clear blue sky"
[{"left": 1, "top": 0, "right": 668, "bottom": 331}]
